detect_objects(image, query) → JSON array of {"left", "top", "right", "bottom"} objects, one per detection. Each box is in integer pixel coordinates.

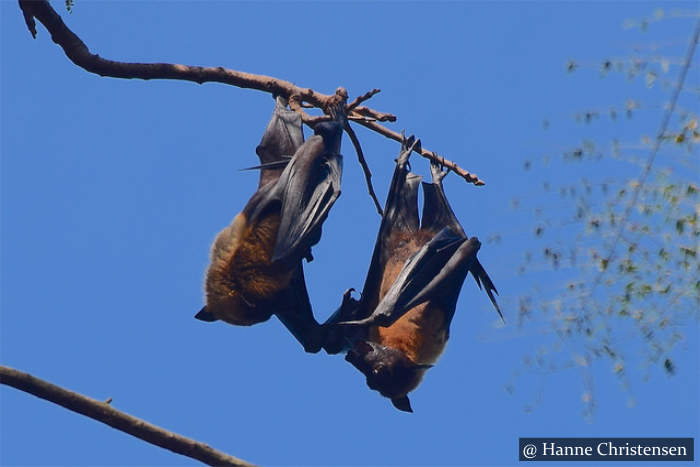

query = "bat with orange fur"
[
  {"left": 196, "top": 98, "right": 343, "bottom": 353},
  {"left": 324, "top": 136, "right": 501, "bottom": 411}
]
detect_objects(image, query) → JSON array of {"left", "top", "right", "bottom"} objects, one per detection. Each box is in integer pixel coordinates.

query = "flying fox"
[
  {"left": 324, "top": 136, "right": 501, "bottom": 412},
  {"left": 196, "top": 99, "right": 343, "bottom": 353}
]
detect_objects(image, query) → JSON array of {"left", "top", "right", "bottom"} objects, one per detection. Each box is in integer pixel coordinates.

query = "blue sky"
[{"left": 1, "top": 1, "right": 698, "bottom": 466}]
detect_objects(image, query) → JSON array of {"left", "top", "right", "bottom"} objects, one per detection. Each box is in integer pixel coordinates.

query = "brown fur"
[
  {"left": 372, "top": 230, "right": 449, "bottom": 366},
  {"left": 204, "top": 210, "right": 294, "bottom": 325}
]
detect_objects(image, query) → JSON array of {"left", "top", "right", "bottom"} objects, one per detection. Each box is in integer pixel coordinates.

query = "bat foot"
[
  {"left": 397, "top": 135, "right": 420, "bottom": 167},
  {"left": 429, "top": 158, "right": 449, "bottom": 183}
]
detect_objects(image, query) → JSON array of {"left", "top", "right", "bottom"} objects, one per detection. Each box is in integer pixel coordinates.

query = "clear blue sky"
[{"left": 1, "top": 2, "right": 697, "bottom": 466}]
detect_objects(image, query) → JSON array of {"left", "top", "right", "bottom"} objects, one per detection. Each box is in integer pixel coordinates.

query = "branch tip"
[
  {"left": 17, "top": 0, "right": 486, "bottom": 194},
  {"left": 347, "top": 88, "right": 381, "bottom": 111}
]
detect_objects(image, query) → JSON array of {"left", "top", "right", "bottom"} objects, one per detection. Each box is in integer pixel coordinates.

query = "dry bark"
[{"left": 0, "top": 365, "right": 256, "bottom": 467}]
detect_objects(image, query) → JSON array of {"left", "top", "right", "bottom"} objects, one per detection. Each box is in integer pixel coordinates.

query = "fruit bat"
[
  {"left": 324, "top": 136, "right": 501, "bottom": 412},
  {"left": 196, "top": 99, "right": 343, "bottom": 353}
]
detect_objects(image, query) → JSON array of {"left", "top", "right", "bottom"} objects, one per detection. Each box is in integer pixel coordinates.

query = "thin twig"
[
  {"left": 347, "top": 89, "right": 381, "bottom": 111},
  {"left": 17, "top": 0, "right": 485, "bottom": 186},
  {"left": 0, "top": 365, "right": 256, "bottom": 467},
  {"left": 592, "top": 17, "right": 700, "bottom": 288},
  {"left": 348, "top": 115, "right": 377, "bottom": 122},
  {"left": 345, "top": 123, "right": 384, "bottom": 215},
  {"left": 351, "top": 106, "right": 397, "bottom": 122},
  {"left": 355, "top": 120, "right": 486, "bottom": 185}
]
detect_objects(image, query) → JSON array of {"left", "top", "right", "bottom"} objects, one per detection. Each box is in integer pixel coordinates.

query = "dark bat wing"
[
  {"left": 420, "top": 162, "right": 464, "bottom": 237},
  {"left": 342, "top": 228, "right": 475, "bottom": 328},
  {"left": 421, "top": 161, "right": 503, "bottom": 321},
  {"left": 246, "top": 121, "right": 343, "bottom": 264},
  {"left": 357, "top": 136, "right": 422, "bottom": 316},
  {"left": 273, "top": 263, "right": 324, "bottom": 353},
  {"left": 401, "top": 236, "right": 482, "bottom": 327},
  {"left": 271, "top": 122, "right": 343, "bottom": 262},
  {"left": 254, "top": 98, "right": 304, "bottom": 188}
]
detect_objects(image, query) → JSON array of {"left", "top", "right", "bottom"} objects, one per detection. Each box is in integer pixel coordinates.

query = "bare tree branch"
[
  {"left": 0, "top": 365, "right": 256, "bottom": 467},
  {"left": 352, "top": 106, "right": 397, "bottom": 122},
  {"left": 345, "top": 123, "right": 384, "bottom": 215},
  {"left": 347, "top": 89, "right": 382, "bottom": 111},
  {"left": 17, "top": 0, "right": 486, "bottom": 186},
  {"left": 355, "top": 120, "right": 486, "bottom": 185}
]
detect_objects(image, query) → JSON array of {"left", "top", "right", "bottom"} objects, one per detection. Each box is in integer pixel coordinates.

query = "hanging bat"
[
  {"left": 196, "top": 98, "right": 343, "bottom": 353},
  {"left": 325, "top": 136, "right": 501, "bottom": 412}
]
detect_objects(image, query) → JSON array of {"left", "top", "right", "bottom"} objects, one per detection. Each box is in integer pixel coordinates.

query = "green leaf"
[
  {"left": 664, "top": 358, "right": 675, "bottom": 375},
  {"left": 676, "top": 219, "right": 685, "bottom": 234},
  {"left": 680, "top": 247, "right": 696, "bottom": 257}
]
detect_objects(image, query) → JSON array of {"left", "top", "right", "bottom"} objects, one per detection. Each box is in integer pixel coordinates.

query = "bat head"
[
  {"left": 199, "top": 292, "right": 274, "bottom": 327},
  {"left": 345, "top": 340, "right": 432, "bottom": 413}
]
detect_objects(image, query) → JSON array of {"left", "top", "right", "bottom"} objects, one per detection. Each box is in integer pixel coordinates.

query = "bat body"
[
  {"left": 327, "top": 137, "right": 500, "bottom": 412},
  {"left": 197, "top": 100, "right": 343, "bottom": 352}
]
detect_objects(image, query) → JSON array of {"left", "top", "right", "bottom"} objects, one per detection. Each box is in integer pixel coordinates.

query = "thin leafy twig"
[{"left": 592, "top": 17, "right": 700, "bottom": 287}]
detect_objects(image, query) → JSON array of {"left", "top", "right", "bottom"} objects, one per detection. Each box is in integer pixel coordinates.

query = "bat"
[
  {"left": 196, "top": 98, "right": 343, "bottom": 353},
  {"left": 324, "top": 136, "right": 501, "bottom": 412}
]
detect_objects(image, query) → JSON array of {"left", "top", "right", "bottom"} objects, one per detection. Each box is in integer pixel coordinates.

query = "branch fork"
[{"left": 18, "top": 0, "right": 486, "bottom": 190}]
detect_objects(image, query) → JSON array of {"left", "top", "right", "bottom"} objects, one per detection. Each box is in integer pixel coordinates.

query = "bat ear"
[
  {"left": 391, "top": 395, "right": 413, "bottom": 413},
  {"left": 195, "top": 306, "right": 218, "bottom": 322}
]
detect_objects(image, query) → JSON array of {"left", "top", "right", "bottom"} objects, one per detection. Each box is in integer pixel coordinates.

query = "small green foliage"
[
  {"left": 679, "top": 246, "right": 696, "bottom": 257},
  {"left": 511, "top": 13, "right": 698, "bottom": 419},
  {"left": 675, "top": 219, "right": 685, "bottom": 234},
  {"left": 664, "top": 358, "right": 675, "bottom": 375}
]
